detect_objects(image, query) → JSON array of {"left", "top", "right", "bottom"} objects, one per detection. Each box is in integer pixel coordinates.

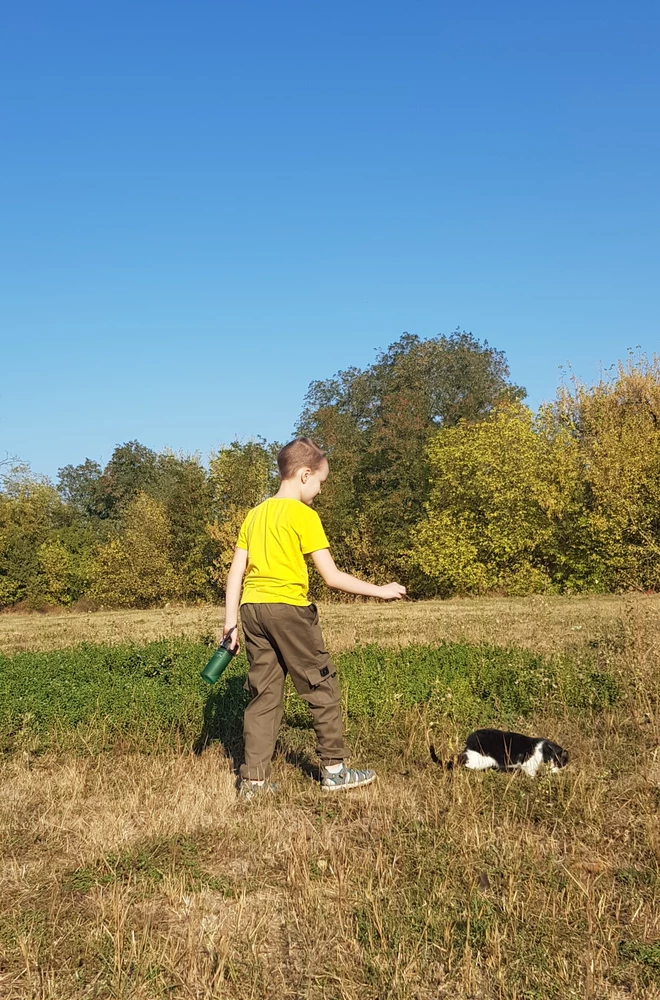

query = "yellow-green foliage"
[
  {"left": 0, "top": 469, "right": 66, "bottom": 606},
  {"left": 206, "top": 506, "right": 248, "bottom": 586},
  {"left": 556, "top": 355, "right": 660, "bottom": 590},
  {"left": 38, "top": 539, "right": 75, "bottom": 605},
  {"left": 90, "top": 492, "right": 179, "bottom": 607},
  {"left": 206, "top": 439, "right": 277, "bottom": 592},
  {"left": 413, "top": 356, "right": 660, "bottom": 595},
  {"left": 411, "top": 403, "right": 581, "bottom": 594},
  {"left": 3, "top": 351, "right": 660, "bottom": 608}
]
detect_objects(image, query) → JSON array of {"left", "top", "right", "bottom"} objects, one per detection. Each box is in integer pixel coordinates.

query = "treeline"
[{"left": 2, "top": 332, "right": 660, "bottom": 610}]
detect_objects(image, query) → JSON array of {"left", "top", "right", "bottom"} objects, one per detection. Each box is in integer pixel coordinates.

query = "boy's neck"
[{"left": 274, "top": 479, "right": 303, "bottom": 502}]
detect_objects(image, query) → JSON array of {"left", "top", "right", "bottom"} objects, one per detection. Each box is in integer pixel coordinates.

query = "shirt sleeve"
[
  {"left": 236, "top": 512, "right": 250, "bottom": 550},
  {"left": 300, "top": 508, "right": 330, "bottom": 554}
]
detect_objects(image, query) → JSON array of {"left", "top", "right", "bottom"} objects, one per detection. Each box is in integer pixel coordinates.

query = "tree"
[
  {"left": 0, "top": 465, "right": 69, "bottom": 607},
  {"left": 38, "top": 538, "right": 76, "bottom": 605},
  {"left": 554, "top": 354, "right": 660, "bottom": 590},
  {"left": 151, "top": 451, "right": 213, "bottom": 600},
  {"left": 411, "top": 403, "right": 586, "bottom": 596},
  {"left": 98, "top": 440, "right": 160, "bottom": 518},
  {"left": 57, "top": 459, "right": 106, "bottom": 518},
  {"left": 89, "top": 492, "right": 178, "bottom": 607},
  {"left": 206, "top": 439, "right": 279, "bottom": 593},
  {"left": 298, "top": 330, "right": 525, "bottom": 590}
]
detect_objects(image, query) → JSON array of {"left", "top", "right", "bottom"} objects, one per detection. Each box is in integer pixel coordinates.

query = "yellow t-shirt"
[{"left": 236, "top": 498, "right": 330, "bottom": 606}]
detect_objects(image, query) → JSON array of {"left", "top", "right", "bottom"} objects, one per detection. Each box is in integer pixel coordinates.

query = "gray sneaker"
[
  {"left": 320, "top": 765, "right": 376, "bottom": 792},
  {"left": 238, "top": 779, "right": 277, "bottom": 801}
]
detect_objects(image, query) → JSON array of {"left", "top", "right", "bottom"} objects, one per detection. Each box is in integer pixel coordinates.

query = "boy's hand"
[
  {"left": 223, "top": 624, "right": 240, "bottom": 652},
  {"left": 377, "top": 583, "right": 407, "bottom": 601}
]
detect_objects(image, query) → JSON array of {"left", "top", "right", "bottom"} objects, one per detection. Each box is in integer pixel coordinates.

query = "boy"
[{"left": 223, "top": 437, "right": 406, "bottom": 798}]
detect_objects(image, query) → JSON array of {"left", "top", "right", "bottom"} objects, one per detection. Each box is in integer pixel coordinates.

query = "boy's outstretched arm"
[
  {"left": 223, "top": 547, "right": 248, "bottom": 651},
  {"left": 311, "top": 549, "right": 406, "bottom": 600}
]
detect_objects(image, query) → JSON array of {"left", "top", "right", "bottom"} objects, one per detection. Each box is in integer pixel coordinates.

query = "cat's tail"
[{"left": 430, "top": 745, "right": 464, "bottom": 770}]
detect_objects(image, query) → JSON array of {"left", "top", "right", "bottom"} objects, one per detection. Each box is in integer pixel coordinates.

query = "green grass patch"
[
  {"left": 618, "top": 940, "right": 660, "bottom": 985},
  {"left": 0, "top": 638, "right": 618, "bottom": 755},
  {"left": 336, "top": 643, "right": 617, "bottom": 722},
  {"left": 65, "top": 834, "right": 234, "bottom": 895}
]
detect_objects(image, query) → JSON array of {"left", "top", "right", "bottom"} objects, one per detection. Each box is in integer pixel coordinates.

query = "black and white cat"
[{"left": 431, "top": 729, "right": 569, "bottom": 777}]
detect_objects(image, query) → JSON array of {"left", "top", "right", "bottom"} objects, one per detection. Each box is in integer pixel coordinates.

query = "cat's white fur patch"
[
  {"left": 518, "top": 742, "right": 544, "bottom": 777},
  {"left": 464, "top": 749, "right": 499, "bottom": 770}
]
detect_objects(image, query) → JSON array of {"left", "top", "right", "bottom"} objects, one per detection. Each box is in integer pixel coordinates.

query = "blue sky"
[{"left": 2, "top": 0, "right": 658, "bottom": 480}]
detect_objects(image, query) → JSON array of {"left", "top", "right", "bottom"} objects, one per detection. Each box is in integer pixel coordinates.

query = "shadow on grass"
[
  {"left": 193, "top": 675, "right": 321, "bottom": 780},
  {"left": 193, "top": 675, "right": 248, "bottom": 769},
  {"left": 280, "top": 748, "right": 319, "bottom": 781}
]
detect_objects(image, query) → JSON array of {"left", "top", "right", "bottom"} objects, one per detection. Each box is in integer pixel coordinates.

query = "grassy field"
[
  {"left": 1, "top": 597, "right": 660, "bottom": 998},
  {"left": 3, "top": 592, "right": 660, "bottom": 656}
]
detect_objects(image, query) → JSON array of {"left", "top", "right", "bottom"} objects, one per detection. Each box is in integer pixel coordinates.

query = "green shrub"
[
  {"left": 0, "top": 638, "right": 219, "bottom": 754},
  {"left": 0, "top": 639, "right": 618, "bottom": 755},
  {"left": 334, "top": 643, "right": 618, "bottom": 728}
]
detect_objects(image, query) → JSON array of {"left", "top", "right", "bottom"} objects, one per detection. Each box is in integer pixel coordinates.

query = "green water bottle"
[{"left": 201, "top": 627, "right": 237, "bottom": 685}]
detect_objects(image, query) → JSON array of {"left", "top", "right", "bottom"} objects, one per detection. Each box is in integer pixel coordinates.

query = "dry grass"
[
  {"left": 2, "top": 592, "right": 660, "bottom": 656},
  {"left": 2, "top": 596, "right": 660, "bottom": 997}
]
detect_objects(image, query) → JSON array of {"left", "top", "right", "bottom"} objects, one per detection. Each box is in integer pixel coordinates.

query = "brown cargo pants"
[{"left": 239, "top": 602, "right": 348, "bottom": 780}]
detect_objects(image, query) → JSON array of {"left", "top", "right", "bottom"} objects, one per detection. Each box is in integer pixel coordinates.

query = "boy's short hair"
[{"left": 277, "top": 438, "right": 326, "bottom": 480}]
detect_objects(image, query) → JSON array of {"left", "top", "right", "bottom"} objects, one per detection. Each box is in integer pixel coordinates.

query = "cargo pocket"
[{"left": 303, "top": 658, "right": 337, "bottom": 690}]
